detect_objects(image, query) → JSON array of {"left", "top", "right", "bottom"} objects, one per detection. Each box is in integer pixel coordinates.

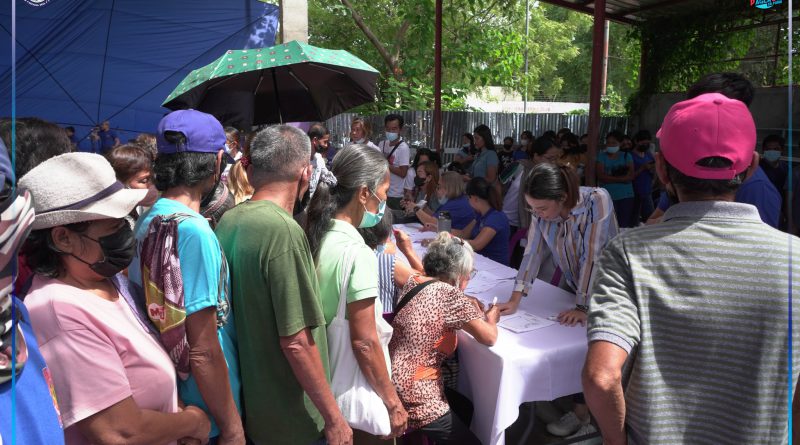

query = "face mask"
[
  {"left": 375, "top": 244, "right": 386, "bottom": 254},
  {"left": 414, "top": 176, "right": 426, "bottom": 187},
  {"left": 763, "top": 150, "right": 781, "bottom": 162},
  {"left": 438, "top": 195, "right": 448, "bottom": 205},
  {"left": 462, "top": 143, "right": 470, "bottom": 150},
  {"left": 73, "top": 223, "right": 136, "bottom": 277},
  {"left": 359, "top": 192, "right": 386, "bottom": 228},
  {"left": 520, "top": 139, "right": 529, "bottom": 145},
  {"left": 606, "top": 145, "right": 620, "bottom": 154},
  {"left": 503, "top": 144, "right": 512, "bottom": 150},
  {"left": 636, "top": 144, "right": 648, "bottom": 152},
  {"left": 353, "top": 138, "right": 366, "bottom": 144},
  {"left": 386, "top": 132, "right": 399, "bottom": 142}
]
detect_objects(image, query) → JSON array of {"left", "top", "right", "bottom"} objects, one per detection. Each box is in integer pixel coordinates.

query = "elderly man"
[
  {"left": 215, "top": 125, "right": 352, "bottom": 445},
  {"left": 583, "top": 93, "right": 799, "bottom": 445}
]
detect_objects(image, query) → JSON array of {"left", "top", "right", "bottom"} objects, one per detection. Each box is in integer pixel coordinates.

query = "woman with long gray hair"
[{"left": 304, "top": 144, "right": 408, "bottom": 442}]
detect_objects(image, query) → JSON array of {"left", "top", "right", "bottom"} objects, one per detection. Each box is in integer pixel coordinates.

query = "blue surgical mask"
[
  {"left": 462, "top": 143, "right": 470, "bottom": 150},
  {"left": 376, "top": 244, "right": 386, "bottom": 254},
  {"left": 606, "top": 145, "right": 620, "bottom": 154},
  {"left": 359, "top": 192, "right": 386, "bottom": 228},
  {"left": 763, "top": 150, "right": 781, "bottom": 162},
  {"left": 386, "top": 132, "right": 399, "bottom": 142},
  {"left": 438, "top": 196, "right": 448, "bottom": 206}
]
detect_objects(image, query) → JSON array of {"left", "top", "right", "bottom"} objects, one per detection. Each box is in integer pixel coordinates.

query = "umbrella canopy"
[{"left": 163, "top": 40, "right": 379, "bottom": 127}]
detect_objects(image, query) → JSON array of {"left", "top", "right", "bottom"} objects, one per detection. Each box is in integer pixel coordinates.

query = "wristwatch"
[{"left": 575, "top": 304, "right": 589, "bottom": 313}]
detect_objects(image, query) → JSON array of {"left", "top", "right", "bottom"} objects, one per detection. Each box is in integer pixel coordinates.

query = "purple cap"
[{"left": 157, "top": 109, "right": 226, "bottom": 154}]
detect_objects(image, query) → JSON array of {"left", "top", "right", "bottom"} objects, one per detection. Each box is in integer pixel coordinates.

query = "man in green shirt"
[{"left": 215, "top": 125, "right": 352, "bottom": 445}]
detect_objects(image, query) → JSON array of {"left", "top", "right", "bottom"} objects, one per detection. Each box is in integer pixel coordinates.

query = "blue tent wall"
[{"left": 0, "top": 0, "right": 278, "bottom": 150}]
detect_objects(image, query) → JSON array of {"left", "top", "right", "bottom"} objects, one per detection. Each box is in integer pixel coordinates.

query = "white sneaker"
[
  {"left": 546, "top": 411, "right": 584, "bottom": 437},
  {"left": 534, "top": 401, "right": 563, "bottom": 424},
  {"left": 566, "top": 423, "right": 601, "bottom": 444}
]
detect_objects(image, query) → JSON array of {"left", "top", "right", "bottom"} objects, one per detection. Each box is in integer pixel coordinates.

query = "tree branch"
[
  {"left": 393, "top": 20, "right": 411, "bottom": 63},
  {"left": 340, "top": 0, "right": 401, "bottom": 79}
]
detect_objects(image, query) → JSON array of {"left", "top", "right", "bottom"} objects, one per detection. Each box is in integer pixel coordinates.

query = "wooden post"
[
  {"left": 433, "top": 0, "right": 443, "bottom": 153},
  {"left": 586, "top": 0, "right": 606, "bottom": 187}
]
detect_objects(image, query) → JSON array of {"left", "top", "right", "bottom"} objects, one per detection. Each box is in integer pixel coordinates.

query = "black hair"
[
  {"left": 358, "top": 211, "right": 394, "bottom": 250},
  {"left": 65, "top": 126, "right": 75, "bottom": 133},
  {"left": 634, "top": 130, "right": 652, "bottom": 142},
  {"left": 531, "top": 136, "right": 558, "bottom": 157},
  {"left": 385, "top": 114, "right": 404, "bottom": 129},
  {"left": 307, "top": 122, "right": 329, "bottom": 140},
  {"left": 521, "top": 130, "right": 534, "bottom": 140},
  {"left": 686, "top": 72, "right": 754, "bottom": 106},
  {"left": 22, "top": 222, "right": 91, "bottom": 278},
  {"left": 557, "top": 127, "right": 572, "bottom": 137},
  {"left": 224, "top": 127, "right": 240, "bottom": 142},
  {"left": 153, "top": 133, "right": 216, "bottom": 191},
  {"left": 503, "top": 136, "right": 514, "bottom": 144},
  {"left": 606, "top": 130, "right": 624, "bottom": 143},
  {"left": 665, "top": 156, "right": 744, "bottom": 197},
  {"left": 762, "top": 134, "right": 785, "bottom": 149},
  {"left": 413, "top": 148, "right": 434, "bottom": 169},
  {"left": 304, "top": 146, "right": 388, "bottom": 259},
  {"left": 561, "top": 133, "right": 579, "bottom": 148},
  {"left": 473, "top": 125, "right": 495, "bottom": 151},
  {"left": 466, "top": 176, "right": 502, "bottom": 210},
  {"left": 0, "top": 117, "right": 73, "bottom": 178},
  {"left": 524, "top": 163, "right": 580, "bottom": 211},
  {"left": 541, "top": 130, "right": 556, "bottom": 141}
]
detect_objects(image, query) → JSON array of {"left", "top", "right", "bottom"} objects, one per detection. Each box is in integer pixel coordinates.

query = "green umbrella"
[{"left": 163, "top": 40, "right": 380, "bottom": 126}]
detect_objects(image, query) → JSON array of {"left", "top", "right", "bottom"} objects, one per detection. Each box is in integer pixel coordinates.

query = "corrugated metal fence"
[{"left": 325, "top": 111, "right": 629, "bottom": 150}]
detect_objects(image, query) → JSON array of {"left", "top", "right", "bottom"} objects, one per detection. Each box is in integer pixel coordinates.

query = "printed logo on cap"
[
  {"left": 750, "top": 0, "right": 782, "bottom": 9},
  {"left": 23, "top": 0, "right": 53, "bottom": 6}
]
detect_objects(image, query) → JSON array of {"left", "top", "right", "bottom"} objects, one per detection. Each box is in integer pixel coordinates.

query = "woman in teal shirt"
[
  {"left": 305, "top": 144, "right": 408, "bottom": 441},
  {"left": 596, "top": 130, "right": 635, "bottom": 227}
]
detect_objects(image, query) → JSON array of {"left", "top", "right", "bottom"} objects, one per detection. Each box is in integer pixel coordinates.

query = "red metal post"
[
  {"left": 433, "top": 0, "right": 443, "bottom": 153},
  {"left": 586, "top": 0, "right": 606, "bottom": 187}
]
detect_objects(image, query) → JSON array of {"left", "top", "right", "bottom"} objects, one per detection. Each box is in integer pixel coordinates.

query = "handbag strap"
[
  {"left": 335, "top": 249, "right": 358, "bottom": 320},
  {"left": 382, "top": 140, "right": 401, "bottom": 161},
  {"left": 393, "top": 279, "right": 438, "bottom": 317}
]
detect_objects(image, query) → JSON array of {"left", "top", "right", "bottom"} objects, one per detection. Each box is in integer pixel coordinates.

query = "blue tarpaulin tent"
[{"left": 0, "top": 0, "right": 279, "bottom": 151}]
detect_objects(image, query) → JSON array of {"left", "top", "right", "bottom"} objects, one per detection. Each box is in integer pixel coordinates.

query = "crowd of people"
[{"left": 0, "top": 70, "right": 796, "bottom": 445}]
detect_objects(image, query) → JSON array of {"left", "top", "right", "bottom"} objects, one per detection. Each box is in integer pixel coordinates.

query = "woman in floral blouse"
[{"left": 389, "top": 232, "right": 499, "bottom": 444}]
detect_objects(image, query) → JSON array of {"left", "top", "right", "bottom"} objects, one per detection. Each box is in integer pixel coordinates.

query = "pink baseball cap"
[{"left": 656, "top": 92, "right": 755, "bottom": 180}]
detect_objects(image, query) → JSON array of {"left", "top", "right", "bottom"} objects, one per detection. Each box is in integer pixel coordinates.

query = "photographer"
[{"left": 596, "top": 130, "right": 635, "bottom": 227}]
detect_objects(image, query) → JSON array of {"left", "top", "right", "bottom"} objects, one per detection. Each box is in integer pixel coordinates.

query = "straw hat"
[{"left": 19, "top": 152, "right": 148, "bottom": 230}]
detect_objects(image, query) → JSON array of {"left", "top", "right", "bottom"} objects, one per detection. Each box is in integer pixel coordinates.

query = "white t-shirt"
[
  {"left": 503, "top": 167, "right": 524, "bottom": 227},
  {"left": 378, "top": 140, "right": 410, "bottom": 198},
  {"left": 404, "top": 167, "right": 416, "bottom": 192}
]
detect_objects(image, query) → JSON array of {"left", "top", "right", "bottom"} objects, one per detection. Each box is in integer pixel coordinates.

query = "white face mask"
[{"left": 353, "top": 138, "right": 366, "bottom": 144}]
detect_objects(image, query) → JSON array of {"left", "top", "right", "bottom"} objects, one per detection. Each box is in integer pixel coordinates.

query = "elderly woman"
[
  {"left": 305, "top": 145, "right": 408, "bottom": 442},
  {"left": 20, "top": 153, "right": 210, "bottom": 445},
  {"left": 389, "top": 232, "right": 499, "bottom": 445},
  {"left": 417, "top": 171, "right": 475, "bottom": 231}
]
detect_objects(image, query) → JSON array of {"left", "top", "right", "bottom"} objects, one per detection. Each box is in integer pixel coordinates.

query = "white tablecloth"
[{"left": 394, "top": 224, "right": 588, "bottom": 445}]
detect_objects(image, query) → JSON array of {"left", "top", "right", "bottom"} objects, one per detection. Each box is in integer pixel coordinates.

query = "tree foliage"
[{"left": 309, "top": 0, "right": 616, "bottom": 111}]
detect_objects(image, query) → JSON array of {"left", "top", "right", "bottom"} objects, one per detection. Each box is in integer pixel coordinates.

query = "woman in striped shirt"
[{"left": 497, "top": 163, "right": 618, "bottom": 326}]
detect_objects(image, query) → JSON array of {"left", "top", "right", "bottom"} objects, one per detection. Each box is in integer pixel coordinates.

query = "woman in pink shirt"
[{"left": 19, "top": 153, "right": 210, "bottom": 445}]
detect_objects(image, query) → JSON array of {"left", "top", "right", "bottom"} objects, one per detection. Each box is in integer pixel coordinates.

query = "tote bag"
[{"left": 327, "top": 248, "right": 393, "bottom": 436}]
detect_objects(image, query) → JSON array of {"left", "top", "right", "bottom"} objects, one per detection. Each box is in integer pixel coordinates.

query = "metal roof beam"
[{"left": 538, "top": 0, "right": 637, "bottom": 25}]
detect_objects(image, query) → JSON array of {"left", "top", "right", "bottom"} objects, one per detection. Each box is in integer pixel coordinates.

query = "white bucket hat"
[{"left": 19, "top": 152, "right": 148, "bottom": 230}]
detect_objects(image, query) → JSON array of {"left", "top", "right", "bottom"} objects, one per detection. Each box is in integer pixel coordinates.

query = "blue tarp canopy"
[{"left": 0, "top": 0, "right": 279, "bottom": 151}]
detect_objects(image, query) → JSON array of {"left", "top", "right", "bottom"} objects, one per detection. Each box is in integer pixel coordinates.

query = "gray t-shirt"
[{"left": 587, "top": 200, "right": 800, "bottom": 445}]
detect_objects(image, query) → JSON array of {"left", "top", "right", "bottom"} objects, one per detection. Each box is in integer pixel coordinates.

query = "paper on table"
[{"left": 497, "top": 310, "right": 555, "bottom": 333}]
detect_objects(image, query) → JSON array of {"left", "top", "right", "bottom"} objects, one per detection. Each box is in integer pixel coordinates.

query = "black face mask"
[
  {"left": 73, "top": 223, "right": 136, "bottom": 277},
  {"left": 503, "top": 144, "right": 512, "bottom": 150},
  {"left": 636, "top": 144, "right": 649, "bottom": 152},
  {"left": 414, "top": 176, "right": 426, "bottom": 187},
  {"left": 578, "top": 144, "right": 588, "bottom": 153}
]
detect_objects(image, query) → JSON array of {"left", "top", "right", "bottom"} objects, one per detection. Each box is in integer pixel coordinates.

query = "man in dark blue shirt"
[{"left": 90, "top": 120, "right": 120, "bottom": 154}]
